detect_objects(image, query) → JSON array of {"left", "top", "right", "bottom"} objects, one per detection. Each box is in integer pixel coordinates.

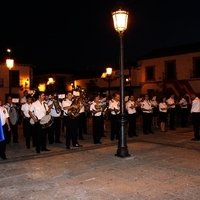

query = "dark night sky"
[{"left": 1, "top": 0, "right": 200, "bottom": 72}]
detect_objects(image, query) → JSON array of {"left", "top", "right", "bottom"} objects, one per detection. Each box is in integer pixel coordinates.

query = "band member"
[
  {"left": 21, "top": 94, "right": 35, "bottom": 149},
  {"left": 77, "top": 99, "right": 87, "bottom": 140},
  {"left": 0, "top": 99, "right": 11, "bottom": 160},
  {"left": 29, "top": 92, "right": 51, "bottom": 153},
  {"left": 141, "top": 94, "right": 154, "bottom": 134},
  {"left": 20, "top": 90, "right": 28, "bottom": 105},
  {"left": 159, "top": 96, "right": 169, "bottom": 132},
  {"left": 4, "top": 96, "right": 19, "bottom": 143},
  {"left": 48, "top": 93, "right": 62, "bottom": 144},
  {"left": 150, "top": 96, "right": 159, "bottom": 128},
  {"left": 188, "top": 93, "right": 200, "bottom": 141},
  {"left": 108, "top": 93, "right": 120, "bottom": 141},
  {"left": 126, "top": 95, "right": 138, "bottom": 137},
  {"left": 166, "top": 94, "right": 176, "bottom": 130},
  {"left": 90, "top": 94, "right": 104, "bottom": 144},
  {"left": 62, "top": 91, "right": 82, "bottom": 149},
  {"left": 179, "top": 94, "right": 189, "bottom": 127}
]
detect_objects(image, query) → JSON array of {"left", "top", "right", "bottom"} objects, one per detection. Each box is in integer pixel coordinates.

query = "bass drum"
[{"left": 9, "top": 107, "right": 19, "bottom": 125}]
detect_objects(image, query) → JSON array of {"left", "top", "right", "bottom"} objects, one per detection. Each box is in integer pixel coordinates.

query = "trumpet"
[{"left": 113, "top": 107, "right": 120, "bottom": 114}]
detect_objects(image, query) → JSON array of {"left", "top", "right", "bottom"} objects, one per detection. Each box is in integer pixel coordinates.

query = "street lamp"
[
  {"left": 112, "top": 6, "right": 130, "bottom": 157},
  {"left": 106, "top": 67, "right": 112, "bottom": 99},
  {"left": 6, "top": 58, "right": 14, "bottom": 95}
]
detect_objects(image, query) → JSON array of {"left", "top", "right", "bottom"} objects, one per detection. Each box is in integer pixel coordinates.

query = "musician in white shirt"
[
  {"left": 108, "top": 93, "right": 120, "bottom": 141},
  {"left": 29, "top": 92, "right": 51, "bottom": 153},
  {"left": 0, "top": 99, "right": 11, "bottom": 160},
  {"left": 189, "top": 93, "right": 200, "bottom": 141},
  {"left": 126, "top": 95, "right": 138, "bottom": 137},
  {"left": 4, "top": 96, "right": 19, "bottom": 143},
  {"left": 62, "top": 92, "right": 82, "bottom": 149},
  {"left": 48, "top": 94, "right": 62, "bottom": 144},
  {"left": 159, "top": 97, "right": 168, "bottom": 132},
  {"left": 141, "top": 94, "right": 154, "bottom": 134},
  {"left": 166, "top": 94, "right": 176, "bottom": 130},
  {"left": 21, "top": 94, "right": 34, "bottom": 149},
  {"left": 90, "top": 94, "right": 104, "bottom": 144},
  {"left": 179, "top": 94, "right": 189, "bottom": 127}
]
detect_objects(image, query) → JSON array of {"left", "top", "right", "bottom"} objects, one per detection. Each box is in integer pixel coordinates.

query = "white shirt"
[
  {"left": 191, "top": 97, "right": 200, "bottom": 113},
  {"left": 29, "top": 100, "right": 48, "bottom": 120},
  {"left": 21, "top": 103, "right": 32, "bottom": 118},
  {"left": 90, "top": 101, "right": 102, "bottom": 116},
  {"left": 48, "top": 100, "right": 62, "bottom": 117},
  {"left": 167, "top": 97, "right": 175, "bottom": 108},
  {"left": 126, "top": 100, "right": 136, "bottom": 114},
  {"left": 4, "top": 103, "right": 15, "bottom": 113},
  {"left": 0, "top": 106, "right": 9, "bottom": 126},
  {"left": 141, "top": 100, "right": 153, "bottom": 113},
  {"left": 109, "top": 99, "right": 120, "bottom": 115},
  {"left": 62, "top": 99, "right": 72, "bottom": 116},
  {"left": 179, "top": 98, "right": 188, "bottom": 109},
  {"left": 159, "top": 102, "right": 167, "bottom": 113}
]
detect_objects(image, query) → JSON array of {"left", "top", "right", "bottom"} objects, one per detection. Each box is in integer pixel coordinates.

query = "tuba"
[{"left": 68, "top": 96, "right": 82, "bottom": 119}]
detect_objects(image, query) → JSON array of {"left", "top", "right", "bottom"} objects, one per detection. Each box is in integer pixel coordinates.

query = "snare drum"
[
  {"left": 9, "top": 107, "right": 19, "bottom": 125},
  {"left": 40, "top": 115, "right": 54, "bottom": 129}
]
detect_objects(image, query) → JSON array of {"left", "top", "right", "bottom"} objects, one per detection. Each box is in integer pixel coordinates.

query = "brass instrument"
[
  {"left": 53, "top": 99, "right": 61, "bottom": 114},
  {"left": 93, "top": 102, "right": 107, "bottom": 115},
  {"left": 68, "top": 96, "right": 82, "bottom": 119}
]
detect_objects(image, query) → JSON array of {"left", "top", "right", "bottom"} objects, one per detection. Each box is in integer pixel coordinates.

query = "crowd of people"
[{"left": 0, "top": 89, "right": 200, "bottom": 160}]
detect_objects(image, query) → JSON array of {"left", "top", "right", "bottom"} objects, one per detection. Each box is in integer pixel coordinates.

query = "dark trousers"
[
  {"left": 169, "top": 108, "right": 176, "bottom": 129},
  {"left": 127, "top": 113, "right": 137, "bottom": 136},
  {"left": 34, "top": 122, "right": 47, "bottom": 153},
  {"left": 0, "top": 125, "right": 7, "bottom": 159},
  {"left": 110, "top": 114, "right": 120, "bottom": 140},
  {"left": 64, "top": 116, "right": 78, "bottom": 147},
  {"left": 23, "top": 118, "right": 35, "bottom": 148},
  {"left": 4, "top": 124, "right": 10, "bottom": 144},
  {"left": 8, "top": 119, "right": 18, "bottom": 143},
  {"left": 142, "top": 113, "right": 153, "bottom": 134},
  {"left": 78, "top": 112, "right": 87, "bottom": 139},
  {"left": 180, "top": 108, "right": 188, "bottom": 127},
  {"left": 92, "top": 116, "right": 103, "bottom": 144},
  {"left": 49, "top": 117, "right": 61, "bottom": 143},
  {"left": 191, "top": 113, "right": 200, "bottom": 139}
]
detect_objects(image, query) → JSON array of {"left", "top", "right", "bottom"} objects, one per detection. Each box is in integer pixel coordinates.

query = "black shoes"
[
  {"left": 191, "top": 138, "right": 200, "bottom": 141},
  {"left": 66, "top": 146, "right": 70, "bottom": 149},
  {"left": 41, "top": 148, "right": 51, "bottom": 151},
  {"left": 1, "top": 156, "right": 7, "bottom": 160},
  {"left": 79, "top": 138, "right": 85, "bottom": 140},
  {"left": 55, "top": 141, "right": 62, "bottom": 143}
]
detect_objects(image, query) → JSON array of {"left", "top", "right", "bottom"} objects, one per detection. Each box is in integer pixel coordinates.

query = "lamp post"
[
  {"left": 112, "top": 6, "right": 130, "bottom": 157},
  {"left": 106, "top": 67, "right": 112, "bottom": 99},
  {"left": 6, "top": 58, "right": 14, "bottom": 95}
]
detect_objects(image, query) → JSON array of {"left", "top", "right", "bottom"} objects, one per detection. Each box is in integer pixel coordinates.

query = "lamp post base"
[{"left": 115, "top": 147, "right": 130, "bottom": 158}]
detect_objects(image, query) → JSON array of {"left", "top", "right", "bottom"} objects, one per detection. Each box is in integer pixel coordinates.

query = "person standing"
[
  {"left": 21, "top": 94, "right": 35, "bottom": 149},
  {"left": 166, "top": 94, "right": 176, "bottom": 130},
  {"left": 141, "top": 94, "right": 154, "bottom": 135},
  {"left": 108, "top": 93, "right": 120, "bottom": 141},
  {"left": 159, "top": 97, "right": 168, "bottom": 132},
  {"left": 4, "top": 96, "right": 19, "bottom": 143},
  {"left": 151, "top": 96, "right": 159, "bottom": 128},
  {"left": 48, "top": 93, "right": 62, "bottom": 144},
  {"left": 188, "top": 93, "right": 200, "bottom": 141},
  {"left": 62, "top": 92, "right": 82, "bottom": 149},
  {"left": 90, "top": 94, "right": 104, "bottom": 144},
  {"left": 29, "top": 92, "right": 51, "bottom": 153},
  {"left": 126, "top": 95, "right": 138, "bottom": 137},
  {"left": 0, "top": 99, "right": 11, "bottom": 160},
  {"left": 179, "top": 94, "right": 189, "bottom": 127}
]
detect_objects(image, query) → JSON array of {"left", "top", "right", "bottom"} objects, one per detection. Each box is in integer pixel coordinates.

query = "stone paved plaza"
[{"left": 1, "top": 119, "right": 200, "bottom": 200}]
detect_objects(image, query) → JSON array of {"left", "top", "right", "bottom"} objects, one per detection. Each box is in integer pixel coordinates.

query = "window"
[
  {"left": 145, "top": 66, "right": 155, "bottom": 81},
  {"left": 193, "top": 57, "right": 200, "bottom": 78},
  {"left": 0, "top": 78, "right": 3, "bottom": 87},
  {"left": 165, "top": 60, "right": 176, "bottom": 80},
  {"left": 11, "top": 70, "right": 19, "bottom": 87}
]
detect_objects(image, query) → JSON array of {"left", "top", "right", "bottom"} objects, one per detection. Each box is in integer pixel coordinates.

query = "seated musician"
[{"left": 29, "top": 92, "right": 51, "bottom": 154}]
